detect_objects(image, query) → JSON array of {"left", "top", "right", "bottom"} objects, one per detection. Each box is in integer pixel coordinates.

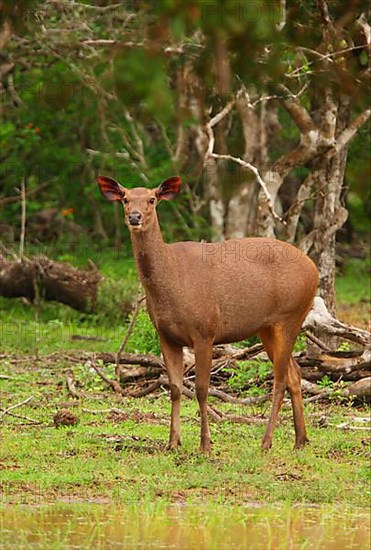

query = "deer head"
[{"left": 97, "top": 176, "right": 182, "bottom": 233}]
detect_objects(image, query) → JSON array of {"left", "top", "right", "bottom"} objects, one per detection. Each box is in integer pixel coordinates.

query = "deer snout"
[{"left": 128, "top": 211, "right": 143, "bottom": 226}]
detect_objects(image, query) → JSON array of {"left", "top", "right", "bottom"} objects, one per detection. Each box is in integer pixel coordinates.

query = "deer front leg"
[
  {"left": 160, "top": 336, "right": 184, "bottom": 450},
  {"left": 194, "top": 340, "right": 213, "bottom": 454}
]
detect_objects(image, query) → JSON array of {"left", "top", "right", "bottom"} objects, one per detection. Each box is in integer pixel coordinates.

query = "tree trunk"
[{"left": 308, "top": 95, "right": 351, "bottom": 314}]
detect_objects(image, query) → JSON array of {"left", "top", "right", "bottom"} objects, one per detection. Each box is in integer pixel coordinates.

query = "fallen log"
[
  {"left": 348, "top": 377, "right": 371, "bottom": 400},
  {"left": 300, "top": 377, "right": 370, "bottom": 402},
  {"left": 304, "top": 296, "right": 370, "bottom": 347},
  {"left": 297, "top": 349, "right": 371, "bottom": 382},
  {"left": 0, "top": 255, "right": 100, "bottom": 312}
]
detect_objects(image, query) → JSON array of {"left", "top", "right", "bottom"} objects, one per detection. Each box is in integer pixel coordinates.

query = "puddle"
[{"left": 0, "top": 503, "right": 369, "bottom": 549}]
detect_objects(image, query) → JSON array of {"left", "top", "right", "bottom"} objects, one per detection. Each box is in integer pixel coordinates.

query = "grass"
[
  {"left": 0, "top": 250, "right": 369, "bottom": 509},
  {"left": 0, "top": 357, "right": 369, "bottom": 507},
  {"left": 335, "top": 257, "right": 370, "bottom": 328}
]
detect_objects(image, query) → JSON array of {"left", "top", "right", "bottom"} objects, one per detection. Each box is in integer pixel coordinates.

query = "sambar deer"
[{"left": 97, "top": 175, "right": 318, "bottom": 453}]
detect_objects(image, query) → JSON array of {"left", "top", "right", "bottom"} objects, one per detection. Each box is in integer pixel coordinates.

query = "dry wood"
[
  {"left": 0, "top": 396, "right": 33, "bottom": 420},
  {"left": 348, "top": 378, "right": 371, "bottom": 400},
  {"left": 0, "top": 255, "right": 100, "bottom": 312},
  {"left": 183, "top": 380, "right": 269, "bottom": 405},
  {"left": 304, "top": 297, "right": 370, "bottom": 347},
  {"left": 65, "top": 374, "right": 82, "bottom": 399},
  {"left": 91, "top": 363, "right": 127, "bottom": 396},
  {"left": 3, "top": 411, "right": 42, "bottom": 424}
]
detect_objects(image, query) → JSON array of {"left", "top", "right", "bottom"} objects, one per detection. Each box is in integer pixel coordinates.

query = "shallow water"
[{"left": 0, "top": 504, "right": 370, "bottom": 549}]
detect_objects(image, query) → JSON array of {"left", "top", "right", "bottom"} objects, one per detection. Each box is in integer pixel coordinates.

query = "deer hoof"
[
  {"left": 167, "top": 439, "right": 181, "bottom": 451},
  {"left": 294, "top": 437, "right": 309, "bottom": 450},
  {"left": 200, "top": 441, "right": 212, "bottom": 455},
  {"left": 261, "top": 440, "right": 272, "bottom": 451}
]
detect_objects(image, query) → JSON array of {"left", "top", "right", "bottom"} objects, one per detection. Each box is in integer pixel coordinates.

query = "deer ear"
[
  {"left": 155, "top": 176, "right": 182, "bottom": 201},
  {"left": 97, "top": 176, "right": 126, "bottom": 202}
]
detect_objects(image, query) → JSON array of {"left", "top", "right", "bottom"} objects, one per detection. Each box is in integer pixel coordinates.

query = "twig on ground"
[
  {"left": 82, "top": 408, "right": 128, "bottom": 415},
  {"left": 5, "top": 411, "right": 43, "bottom": 424},
  {"left": 184, "top": 380, "right": 269, "bottom": 405},
  {"left": 91, "top": 363, "right": 127, "bottom": 396},
  {"left": 336, "top": 422, "right": 371, "bottom": 431},
  {"left": 0, "top": 395, "right": 34, "bottom": 420},
  {"left": 66, "top": 374, "right": 82, "bottom": 399},
  {"left": 129, "top": 379, "right": 162, "bottom": 397}
]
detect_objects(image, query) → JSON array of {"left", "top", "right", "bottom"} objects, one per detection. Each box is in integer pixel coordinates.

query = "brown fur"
[{"left": 98, "top": 176, "right": 319, "bottom": 453}]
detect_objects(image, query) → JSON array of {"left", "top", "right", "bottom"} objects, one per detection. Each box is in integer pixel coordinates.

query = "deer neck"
[{"left": 130, "top": 215, "right": 171, "bottom": 293}]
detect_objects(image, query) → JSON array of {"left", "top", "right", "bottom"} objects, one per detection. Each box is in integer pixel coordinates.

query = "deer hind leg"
[
  {"left": 194, "top": 339, "right": 213, "bottom": 454},
  {"left": 288, "top": 356, "right": 309, "bottom": 449},
  {"left": 259, "top": 323, "right": 300, "bottom": 450},
  {"left": 160, "top": 336, "right": 184, "bottom": 450},
  {"left": 260, "top": 325, "right": 308, "bottom": 450}
]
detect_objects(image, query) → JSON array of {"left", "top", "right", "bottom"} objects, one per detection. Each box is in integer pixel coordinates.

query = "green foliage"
[
  {"left": 231, "top": 336, "right": 260, "bottom": 349},
  {"left": 347, "top": 192, "right": 370, "bottom": 234},
  {"left": 0, "top": 0, "right": 369, "bottom": 249},
  {"left": 317, "top": 377, "right": 354, "bottom": 405},
  {"left": 126, "top": 308, "right": 161, "bottom": 356},
  {"left": 294, "top": 333, "right": 307, "bottom": 352},
  {"left": 318, "top": 375, "right": 333, "bottom": 389},
  {"left": 337, "top": 341, "right": 351, "bottom": 352},
  {"left": 336, "top": 258, "right": 370, "bottom": 304},
  {"left": 225, "top": 359, "right": 271, "bottom": 394}
]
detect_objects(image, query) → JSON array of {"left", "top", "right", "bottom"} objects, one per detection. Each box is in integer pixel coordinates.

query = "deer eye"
[
  {"left": 122, "top": 197, "right": 128, "bottom": 205},
  {"left": 149, "top": 197, "right": 156, "bottom": 204}
]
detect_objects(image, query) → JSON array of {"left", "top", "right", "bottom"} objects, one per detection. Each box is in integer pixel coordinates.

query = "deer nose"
[{"left": 128, "top": 211, "right": 142, "bottom": 226}]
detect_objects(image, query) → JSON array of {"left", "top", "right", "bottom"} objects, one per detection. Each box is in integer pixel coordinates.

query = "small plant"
[
  {"left": 318, "top": 375, "right": 334, "bottom": 389},
  {"left": 337, "top": 341, "right": 351, "bottom": 352},
  {"left": 317, "top": 377, "right": 353, "bottom": 404},
  {"left": 294, "top": 333, "right": 307, "bottom": 352},
  {"left": 232, "top": 336, "right": 260, "bottom": 349},
  {"left": 126, "top": 308, "right": 161, "bottom": 356},
  {"left": 224, "top": 359, "right": 271, "bottom": 394}
]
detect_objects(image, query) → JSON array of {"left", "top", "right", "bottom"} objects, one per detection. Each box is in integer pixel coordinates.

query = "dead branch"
[
  {"left": 304, "top": 297, "right": 371, "bottom": 347},
  {"left": 184, "top": 380, "right": 269, "bottom": 405},
  {"left": 65, "top": 374, "right": 82, "bottom": 399},
  {"left": 212, "top": 410, "right": 266, "bottom": 425},
  {"left": 0, "top": 182, "right": 50, "bottom": 207},
  {"left": 0, "top": 396, "right": 33, "bottom": 420},
  {"left": 98, "top": 352, "right": 165, "bottom": 370},
  {"left": 208, "top": 152, "right": 284, "bottom": 223},
  {"left": 91, "top": 363, "right": 127, "bottom": 396},
  {"left": 4, "top": 412, "right": 43, "bottom": 424},
  {"left": 82, "top": 408, "right": 127, "bottom": 414},
  {"left": 305, "top": 332, "right": 331, "bottom": 352}
]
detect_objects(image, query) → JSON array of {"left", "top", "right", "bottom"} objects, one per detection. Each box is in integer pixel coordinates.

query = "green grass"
[
  {"left": 336, "top": 257, "right": 370, "bottom": 304},
  {"left": 0, "top": 250, "right": 369, "bottom": 508},
  {"left": 335, "top": 257, "right": 370, "bottom": 328},
  {"left": 0, "top": 358, "right": 369, "bottom": 507}
]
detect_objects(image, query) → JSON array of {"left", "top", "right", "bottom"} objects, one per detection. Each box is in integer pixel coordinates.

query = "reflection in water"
[{"left": 0, "top": 504, "right": 370, "bottom": 549}]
